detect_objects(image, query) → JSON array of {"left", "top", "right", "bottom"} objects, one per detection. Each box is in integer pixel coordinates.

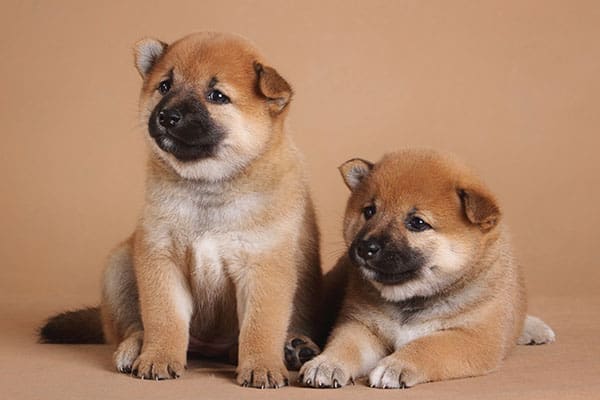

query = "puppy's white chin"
[
  {"left": 149, "top": 141, "right": 251, "bottom": 182},
  {"left": 369, "top": 267, "right": 447, "bottom": 302}
]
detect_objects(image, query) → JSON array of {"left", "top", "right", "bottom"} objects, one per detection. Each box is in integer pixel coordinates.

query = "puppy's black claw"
[
  {"left": 333, "top": 379, "right": 340, "bottom": 388},
  {"left": 168, "top": 367, "right": 179, "bottom": 379}
]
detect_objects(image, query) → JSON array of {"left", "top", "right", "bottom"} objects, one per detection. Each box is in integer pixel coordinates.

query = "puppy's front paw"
[
  {"left": 237, "top": 361, "right": 289, "bottom": 388},
  {"left": 131, "top": 351, "right": 185, "bottom": 380},
  {"left": 369, "top": 357, "right": 424, "bottom": 389},
  {"left": 299, "top": 355, "right": 351, "bottom": 388}
]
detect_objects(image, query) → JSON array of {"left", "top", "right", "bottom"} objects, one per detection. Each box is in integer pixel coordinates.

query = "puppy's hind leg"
[
  {"left": 518, "top": 315, "right": 556, "bottom": 345},
  {"left": 113, "top": 331, "right": 144, "bottom": 374},
  {"left": 100, "top": 239, "right": 145, "bottom": 374},
  {"left": 284, "top": 334, "right": 320, "bottom": 371}
]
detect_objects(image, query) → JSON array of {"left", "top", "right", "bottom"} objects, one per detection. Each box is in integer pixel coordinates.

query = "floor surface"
[{"left": 1, "top": 293, "right": 599, "bottom": 400}]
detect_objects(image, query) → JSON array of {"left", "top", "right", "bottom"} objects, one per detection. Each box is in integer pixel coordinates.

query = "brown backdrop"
[
  {"left": 2, "top": 0, "right": 598, "bottom": 300},
  {"left": 2, "top": 1, "right": 600, "bottom": 399}
]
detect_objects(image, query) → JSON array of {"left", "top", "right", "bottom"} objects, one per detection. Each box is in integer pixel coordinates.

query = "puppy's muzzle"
[
  {"left": 148, "top": 95, "right": 226, "bottom": 162},
  {"left": 155, "top": 106, "right": 216, "bottom": 146},
  {"left": 351, "top": 237, "right": 425, "bottom": 284}
]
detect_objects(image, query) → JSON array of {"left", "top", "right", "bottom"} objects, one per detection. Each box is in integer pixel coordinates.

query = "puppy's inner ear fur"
[
  {"left": 134, "top": 38, "right": 168, "bottom": 78},
  {"left": 254, "top": 62, "right": 292, "bottom": 113},
  {"left": 458, "top": 188, "right": 501, "bottom": 231},
  {"left": 339, "top": 158, "right": 374, "bottom": 191}
]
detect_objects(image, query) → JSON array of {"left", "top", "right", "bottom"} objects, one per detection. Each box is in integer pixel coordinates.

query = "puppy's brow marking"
[{"left": 208, "top": 77, "right": 218, "bottom": 88}]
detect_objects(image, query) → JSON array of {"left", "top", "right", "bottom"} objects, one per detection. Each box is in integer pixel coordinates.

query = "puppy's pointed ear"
[
  {"left": 339, "top": 158, "right": 374, "bottom": 191},
  {"left": 254, "top": 62, "right": 293, "bottom": 113},
  {"left": 457, "top": 186, "right": 501, "bottom": 231},
  {"left": 134, "top": 38, "right": 168, "bottom": 78}
]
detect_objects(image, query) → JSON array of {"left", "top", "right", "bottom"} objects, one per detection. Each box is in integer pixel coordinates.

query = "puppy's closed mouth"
[
  {"left": 155, "top": 133, "right": 217, "bottom": 162},
  {"left": 359, "top": 263, "right": 419, "bottom": 285}
]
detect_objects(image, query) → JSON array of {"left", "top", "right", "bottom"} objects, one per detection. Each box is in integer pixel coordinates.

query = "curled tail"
[{"left": 39, "top": 306, "right": 105, "bottom": 344}]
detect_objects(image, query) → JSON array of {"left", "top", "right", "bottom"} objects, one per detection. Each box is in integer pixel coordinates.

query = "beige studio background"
[
  {"left": 2, "top": 0, "right": 598, "bottom": 300},
  {"left": 0, "top": 2, "right": 599, "bottom": 399}
]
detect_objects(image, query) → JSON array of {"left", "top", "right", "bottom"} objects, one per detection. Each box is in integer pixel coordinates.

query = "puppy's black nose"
[
  {"left": 158, "top": 108, "right": 182, "bottom": 128},
  {"left": 356, "top": 239, "right": 381, "bottom": 261}
]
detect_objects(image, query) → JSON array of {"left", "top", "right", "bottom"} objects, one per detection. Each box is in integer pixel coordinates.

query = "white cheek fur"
[{"left": 429, "top": 236, "right": 469, "bottom": 273}]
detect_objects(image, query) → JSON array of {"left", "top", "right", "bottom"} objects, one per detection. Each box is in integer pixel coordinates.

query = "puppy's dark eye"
[
  {"left": 406, "top": 216, "right": 432, "bottom": 232},
  {"left": 207, "top": 90, "right": 230, "bottom": 104},
  {"left": 158, "top": 79, "right": 171, "bottom": 95},
  {"left": 362, "top": 205, "right": 376, "bottom": 220}
]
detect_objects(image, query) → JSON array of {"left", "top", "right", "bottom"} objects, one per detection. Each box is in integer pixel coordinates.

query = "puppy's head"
[
  {"left": 133, "top": 32, "right": 292, "bottom": 181},
  {"left": 339, "top": 149, "right": 501, "bottom": 302}
]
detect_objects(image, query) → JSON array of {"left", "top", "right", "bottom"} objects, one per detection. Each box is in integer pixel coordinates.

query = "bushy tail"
[{"left": 39, "top": 306, "right": 105, "bottom": 344}]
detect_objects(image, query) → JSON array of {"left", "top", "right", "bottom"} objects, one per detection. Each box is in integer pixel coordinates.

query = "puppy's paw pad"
[
  {"left": 131, "top": 351, "right": 185, "bottom": 380},
  {"left": 237, "top": 362, "right": 289, "bottom": 388},
  {"left": 369, "top": 358, "right": 422, "bottom": 389},
  {"left": 284, "top": 335, "right": 320, "bottom": 370},
  {"left": 299, "top": 356, "right": 349, "bottom": 388},
  {"left": 518, "top": 315, "right": 556, "bottom": 345},
  {"left": 113, "top": 332, "right": 143, "bottom": 374}
]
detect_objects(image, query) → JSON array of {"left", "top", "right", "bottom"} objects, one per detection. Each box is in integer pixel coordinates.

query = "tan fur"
[
  {"left": 99, "top": 32, "right": 322, "bottom": 387},
  {"left": 301, "top": 149, "right": 554, "bottom": 389}
]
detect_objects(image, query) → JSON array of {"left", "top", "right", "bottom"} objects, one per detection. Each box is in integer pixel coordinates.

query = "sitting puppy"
[
  {"left": 300, "top": 149, "right": 555, "bottom": 388},
  {"left": 39, "top": 32, "right": 322, "bottom": 388}
]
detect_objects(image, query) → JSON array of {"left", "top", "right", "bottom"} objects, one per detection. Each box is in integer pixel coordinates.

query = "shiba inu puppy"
[
  {"left": 300, "top": 149, "right": 555, "bottom": 389},
  {"left": 40, "top": 32, "right": 322, "bottom": 388}
]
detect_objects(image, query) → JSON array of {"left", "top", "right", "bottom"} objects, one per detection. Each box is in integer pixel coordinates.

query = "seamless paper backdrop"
[{"left": 1, "top": 0, "right": 599, "bottom": 305}]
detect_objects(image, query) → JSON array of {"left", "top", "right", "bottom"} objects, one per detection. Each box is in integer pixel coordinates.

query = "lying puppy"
[
  {"left": 39, "top": 32, "right": 322, "bottom": 388},
  {"left": 301, "top": 149, "right": 555, "bottom": 388}
]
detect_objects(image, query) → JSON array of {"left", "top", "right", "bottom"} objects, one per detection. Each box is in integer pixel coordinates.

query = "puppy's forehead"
[
  {"left": 160, "top": 33, "right": 263, "bottom": 87},
  {"left": 368, "top": 152, "right": 461, "bottom": 209}
]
